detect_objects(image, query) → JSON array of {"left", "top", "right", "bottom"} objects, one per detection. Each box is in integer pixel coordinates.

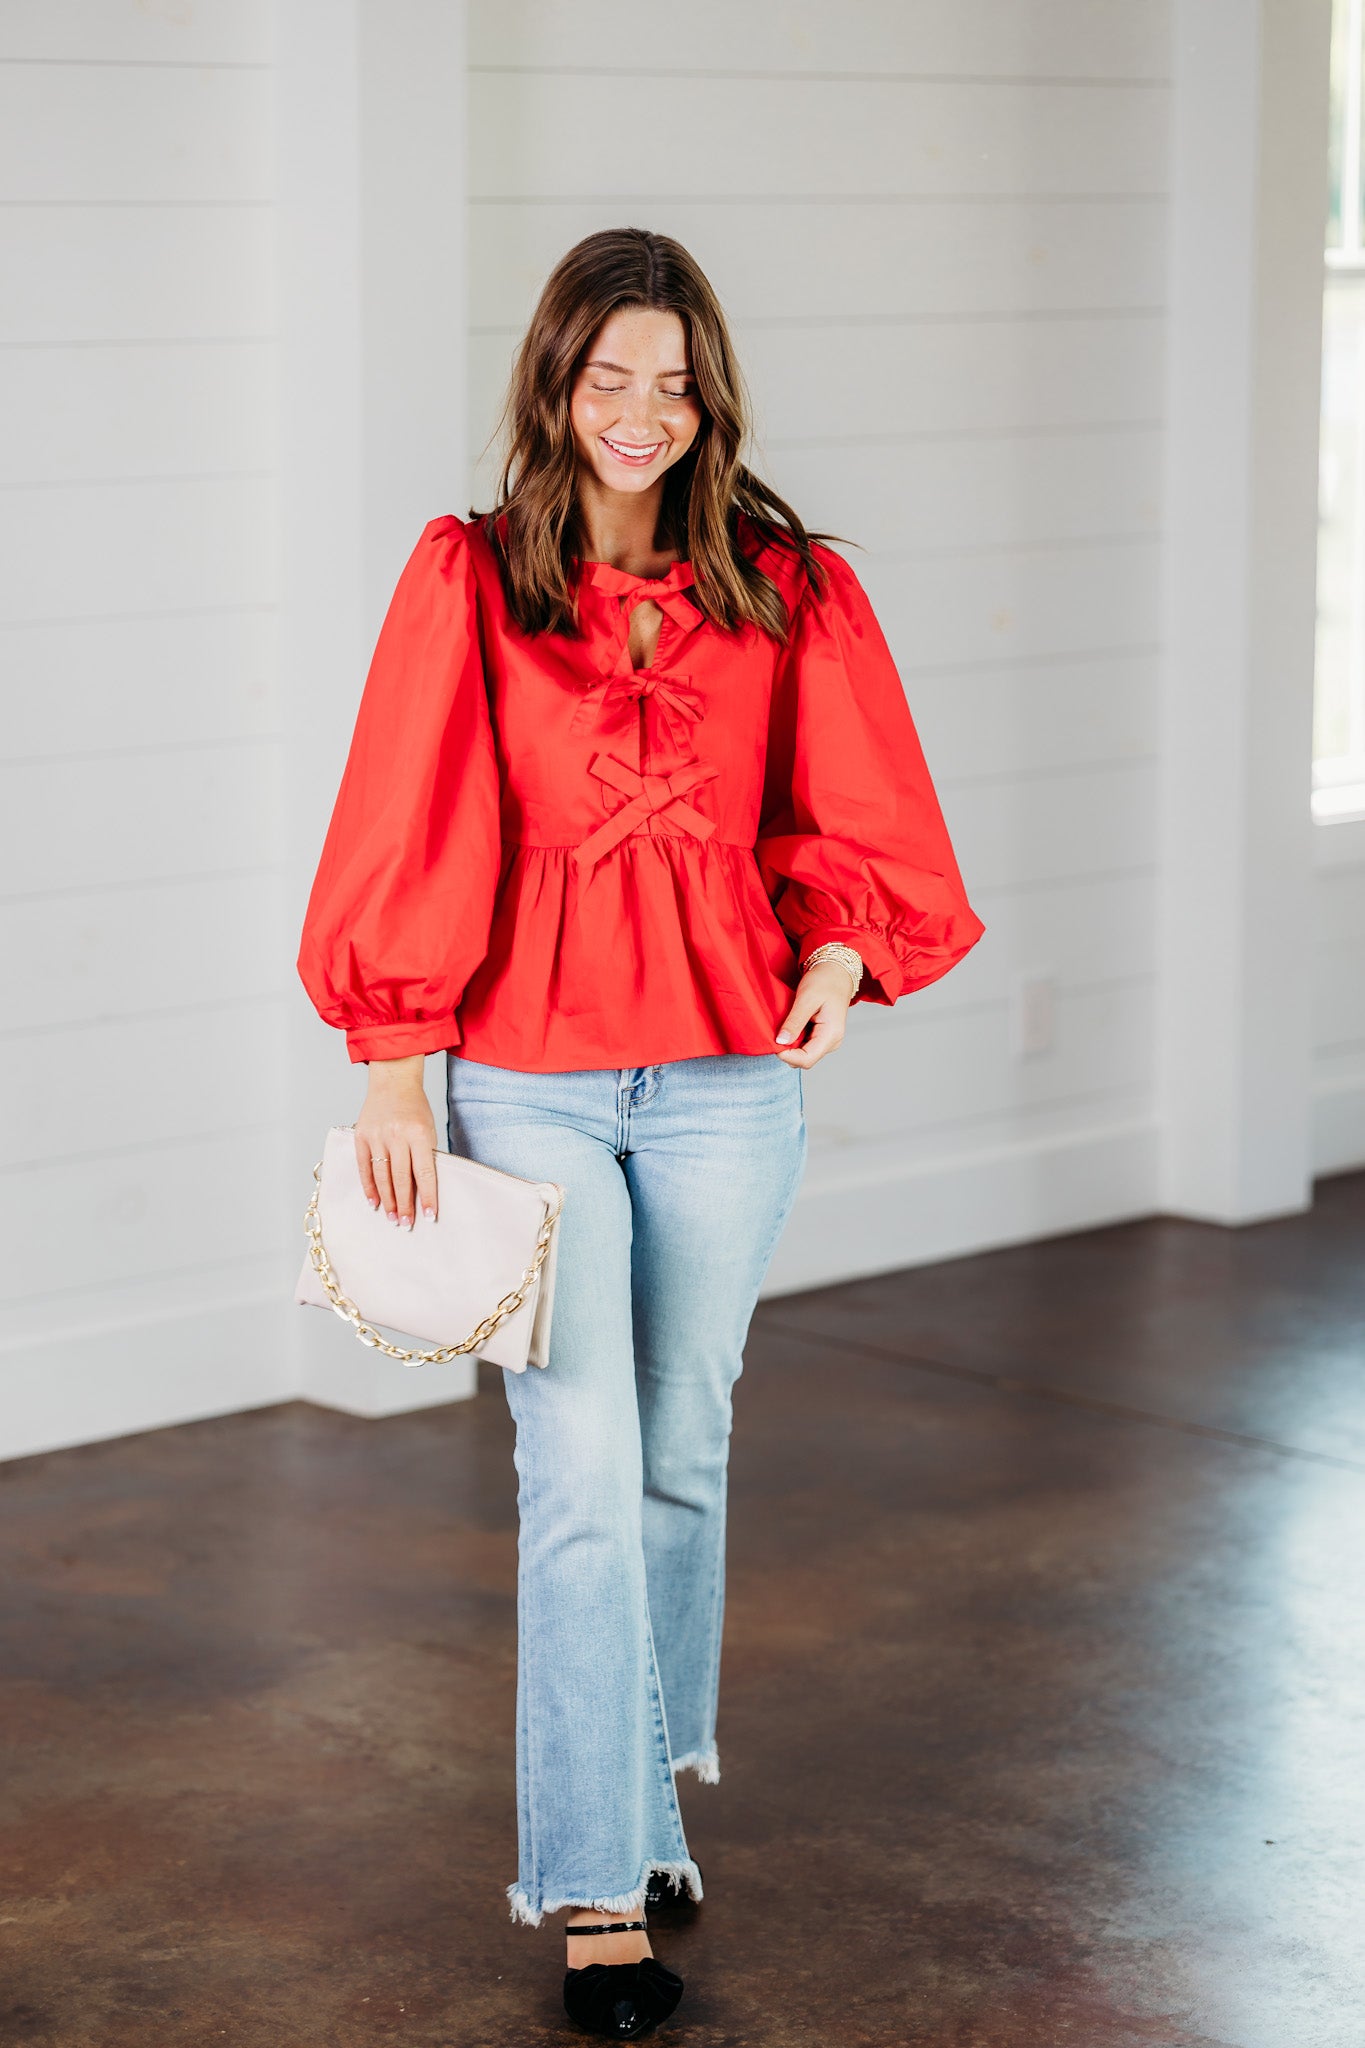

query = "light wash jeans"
[{"left": 445, "top": 1050, "right": 808, "bottom": 1926}]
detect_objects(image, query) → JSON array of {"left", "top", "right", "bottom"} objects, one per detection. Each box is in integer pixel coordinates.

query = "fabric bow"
[
  {"left": 567, "top": 669, "right": 704, "bottom": 752},
  {"left": 572, "top": 753, "right": 720, "bottom": 871},
  {"left": 578, "top": 558, "right": 700, "bottom": 637}
]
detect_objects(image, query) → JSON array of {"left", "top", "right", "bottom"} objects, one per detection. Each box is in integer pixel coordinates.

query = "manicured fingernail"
[
  {"left": 422, "top": 1206, "right": 435, "bottom": 1221},
  {"left": 368, "top": 1198, "right": 380, "bottom": 1211},
  {"left": 400, "top": 1215, "right": 412, "bottom": 1230},
  {"left": 776, "top": 1029, "right": 795, "bottom": 1044}
]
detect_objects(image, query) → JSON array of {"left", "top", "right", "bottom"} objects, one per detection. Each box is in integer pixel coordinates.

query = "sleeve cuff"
[
  {"left": 796, "top": 923, "right": 905, "bottom": 1006},
  {"left": 345, "top": 1016, "right": 462, "bottom": 1064}
]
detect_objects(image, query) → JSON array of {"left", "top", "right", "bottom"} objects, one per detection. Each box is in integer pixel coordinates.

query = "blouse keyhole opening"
[{"left": 626, "top": 596, "right": 664, "bottom": 673}]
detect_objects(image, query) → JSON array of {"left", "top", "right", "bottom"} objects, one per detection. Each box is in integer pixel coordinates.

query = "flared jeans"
[{"left": 445, "top": 1050, "right": 808, "bottom": 1926}]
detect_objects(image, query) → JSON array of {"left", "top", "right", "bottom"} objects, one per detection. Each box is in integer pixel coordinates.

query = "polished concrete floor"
[{"left": 4, "top": 1175, "right": 1365, "bottom": 2047}]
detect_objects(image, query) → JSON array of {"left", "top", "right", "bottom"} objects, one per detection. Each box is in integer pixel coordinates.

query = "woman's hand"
[
  {"left": 355, "top": 1054, "right": 439, "bottom": 1225},
  {"left": 774, "top": 960, "right": 856, "bottom": 1069}
]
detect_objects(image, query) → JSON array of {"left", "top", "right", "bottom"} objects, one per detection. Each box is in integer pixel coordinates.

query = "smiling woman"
[
  {"left": 486, "top": 228, "right": 824, "bottom": 643},
  {"left": 296, "top": 226, "right": 982, "bottom": 2039},
  {"left": 569, "top": 308, "right": 705, "bottom": 668}
]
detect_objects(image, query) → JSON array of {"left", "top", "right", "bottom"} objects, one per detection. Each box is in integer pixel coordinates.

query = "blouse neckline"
[{"left": 575, "top": 557, "right": 696, "bottom": 600}]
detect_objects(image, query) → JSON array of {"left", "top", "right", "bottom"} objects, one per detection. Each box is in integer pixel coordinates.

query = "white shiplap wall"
[
  {"left": 0, "top": 2, "right": 291, "bottom": 1458},
  {"left": 1313, "top": 827, "right": 1365, "bottom": 1173},
  {"left": 466, "top": 0, "right": 1169, "bottom": 1282}
]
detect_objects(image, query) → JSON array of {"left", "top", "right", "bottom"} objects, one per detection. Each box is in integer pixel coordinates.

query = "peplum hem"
[{"left": 451, "top": 835, "right": 802, "bottom": 1074}]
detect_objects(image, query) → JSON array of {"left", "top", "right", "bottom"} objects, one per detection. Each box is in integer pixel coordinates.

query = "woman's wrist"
[
  {"left": 364, "top": 1052, "right": 427, "bottom": 1098},
  {"left": 800, "top": 941, "right": 863, "bottom": 997}
]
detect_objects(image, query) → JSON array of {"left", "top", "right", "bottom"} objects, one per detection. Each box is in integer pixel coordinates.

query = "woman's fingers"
[
  {"left": 357, "top": 1137, "right": 382, "bottom": 1210},
  {"left": 358, "top": 1132, "right": 434, "bottom": 1224},
  {"left": 777, "top": 959, "right": 855, "bottom": 1068},
  {"left": 776, "top": 998, "right": 845, "bottom": 1069},
  {"left": 391, "top": 1143, "right": 417, "bottom": 1229},
  {"left": 413, "top": 1145, "right": 439, "bottom": 1223},
  {"left": 370, "top": 1146, "right": 396, "bottom": 1219},
  {"left": 355, "top": 1089, "right": 439, "bottom": 1225},
  {"left": 775, "top": 989, "right": 818, "bottom": 1050}
]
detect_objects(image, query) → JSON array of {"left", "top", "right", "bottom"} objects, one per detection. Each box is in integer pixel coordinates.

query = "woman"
[{"left": 298, "top": 228, "right": 983, "bottom": 2039}]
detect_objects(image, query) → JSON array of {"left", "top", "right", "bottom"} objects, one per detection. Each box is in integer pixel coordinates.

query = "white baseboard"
[
  {"left": 0, "top": 1295, "right": 297, "bottom": 1465},
  {"left": 0, "top": 1285, "right": 479, "bottom": 1465},
  {"left": 762, "top": 1117, "right": 1160, "bottom": 1296},
  {"left": 1312, "top": 1073, "right": 1365, "bottom": 1176}
]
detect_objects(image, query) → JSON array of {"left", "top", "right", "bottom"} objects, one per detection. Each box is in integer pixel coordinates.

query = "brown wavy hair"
[{"left": 478, "top": 228, "right": 829, "bottom": 640}]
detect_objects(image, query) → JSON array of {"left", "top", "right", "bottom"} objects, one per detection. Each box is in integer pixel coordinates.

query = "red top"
[{"left": 298, "top": 514, "right": 984, "bottom": 1071}]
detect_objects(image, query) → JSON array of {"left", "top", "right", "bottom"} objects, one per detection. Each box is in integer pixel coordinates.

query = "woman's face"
[{"left": 569, "top": 307, "right": 703, "bottom": 497}]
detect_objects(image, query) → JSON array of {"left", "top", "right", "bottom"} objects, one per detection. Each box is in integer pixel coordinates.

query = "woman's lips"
[{"left": 601, "top": 435, "right": 665, "bottom": 467}]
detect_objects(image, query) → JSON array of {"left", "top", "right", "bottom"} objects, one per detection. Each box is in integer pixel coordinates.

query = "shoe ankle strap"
[{"left": 566, "top": 1920, "right": 646, "bottom": 1936}]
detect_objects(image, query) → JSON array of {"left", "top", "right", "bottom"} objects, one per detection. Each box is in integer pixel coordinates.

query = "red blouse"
[{"left": 297, "top": 514, "right": 984, "bottom": 1071}]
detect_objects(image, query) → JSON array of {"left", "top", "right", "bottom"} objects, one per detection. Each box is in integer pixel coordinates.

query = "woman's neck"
[{"left": 575, "top": 472, "right": 678, "bottom": 576}]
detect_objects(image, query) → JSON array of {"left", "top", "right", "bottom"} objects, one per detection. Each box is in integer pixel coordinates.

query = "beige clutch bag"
[{"left": 295, "top": 1126, "right": 564, "bottom": 1373}]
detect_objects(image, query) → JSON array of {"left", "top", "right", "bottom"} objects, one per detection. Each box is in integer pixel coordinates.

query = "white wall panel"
[
  {"left": 863, "top": 540, "right": 1161, "bottom": 671},
  {"left": 766, "top": 428, "right": 1162, "bottom": 556},
  {"left": 0, "top": 475, "right": 277, "bottom": 622},
  {"left": 1157, "top": 0, "right": 1327, "bottom": 1221},
  {"left": 1311, "top": 836, "right": 1365, "bottom": 1173},
  {"left": 909, "top": 870, "right": 1158, "bottom": 1014},
  {"left": 5, "top": 1001, "right": 285, "bottom": 1163},
  {"left": 3, "top": 610, "right": 277, "bottom": 758},
  {"left": 0, "top": 207, "right": 275, "bottom": 344},
  {"left": 750, "top": 315, "right": 1164, "bottom": 441},
  {"left": 470, "top": 75, "right": 1168, "bottom": 200},
  {"left": 803, "top": 980, "right": 1156, "bottom": 1148},
  {"left": 0, "top": 2, "right": 273, "bottom": 65},
  {"left": 1, "top": 739, "right": 283, "bottom": 895},
  {"left": 1314, "top": 947, "right": 1365, "bottom": 1052},
  {"left": 0, "top": 65, "right": 273, "bottom": 203},
  {"left": 0, "top": 342, "right": 275, "bottom": 485},
  {"left": 910, "top": 652, "right": 1159, "bottom": 781},
  {"left": 939, "top": 759, "right": 1158, "bottom": 894},
  {"left": 0, "top": 874, "right": 284, "bottom": 1032},
  {"left": 470, "top": 198, "right": 1168, "bottom": 328},
  {"left": 2, "top": 1252, "right": 291, "bottom": 1352},
  {"left": 0, "top": 17, "right": 286, "bottom": 1458},
  {"left": 0, "top": 1128, "right": 284, "bottom": 1305},
  {"left": 472, "top": 0, "right": 1170, "bottom": 80},
  {"left": 1313, "top": 860, "right": 1365, "bottom": 947}
]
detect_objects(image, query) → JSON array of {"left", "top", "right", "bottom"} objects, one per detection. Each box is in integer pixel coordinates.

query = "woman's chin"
[{"left": 590, "top": 461, "right": 662, "bottom": 496}]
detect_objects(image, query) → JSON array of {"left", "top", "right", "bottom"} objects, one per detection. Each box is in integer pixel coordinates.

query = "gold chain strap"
[{"left": 303, "top": 1159, "right": 563, "bottom": 1368}]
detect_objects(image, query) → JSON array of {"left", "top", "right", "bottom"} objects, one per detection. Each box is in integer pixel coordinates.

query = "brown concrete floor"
[{"left": 4, "top": 1179, "right": 1365, "bottom": 2048}]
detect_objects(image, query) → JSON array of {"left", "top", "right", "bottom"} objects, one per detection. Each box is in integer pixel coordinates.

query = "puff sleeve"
[
  {"left": 755, "top": 545, "right": 984, "bottom": 1005},
  {"left": 296, "top": 516, "right": 502, "bottom": 1063}
]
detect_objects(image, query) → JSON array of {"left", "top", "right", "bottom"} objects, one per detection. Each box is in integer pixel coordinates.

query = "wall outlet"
[{"left": 1012, "top": 973, "right": 1056, "bottom": 1060}]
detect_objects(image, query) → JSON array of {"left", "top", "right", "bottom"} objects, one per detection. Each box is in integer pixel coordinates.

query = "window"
[{"left": 1315, "top": 0, "right": 1365, "bottom": 822}]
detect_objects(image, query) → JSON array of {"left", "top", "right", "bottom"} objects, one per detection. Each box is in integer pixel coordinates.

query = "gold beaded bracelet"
[{"left": 801, "top": 941, "right": 864, "bottom": 996}]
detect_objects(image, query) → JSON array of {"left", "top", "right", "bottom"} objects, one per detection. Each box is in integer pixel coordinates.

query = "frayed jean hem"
[
  {"left": 670, "top": 1744, "right": 720, "bottom": 1785},
  {"left": 507, "top": 1856, "right": 704, "bottom": 1928}
]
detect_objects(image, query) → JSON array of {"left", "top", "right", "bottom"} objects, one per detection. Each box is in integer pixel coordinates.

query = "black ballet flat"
[
  {"left": 644, "top": 1863, "right": 703, "bottom": 1912},
  {"left": 563, "top": 1919, "right": 683, "bottom": 2039}
]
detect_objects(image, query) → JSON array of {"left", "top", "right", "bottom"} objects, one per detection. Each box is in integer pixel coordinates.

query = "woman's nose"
[{"left": 616, "top": 394, "right": 657, "bottom": 436}]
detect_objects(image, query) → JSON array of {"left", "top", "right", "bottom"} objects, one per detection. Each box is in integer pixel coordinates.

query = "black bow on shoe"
[{"left": 563, "top": 1920, "right": 684, "bottom": 2038}]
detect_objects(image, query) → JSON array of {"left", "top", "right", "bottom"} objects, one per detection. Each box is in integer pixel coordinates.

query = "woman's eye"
[
  {"left": 661, "top": 388, "right": 691, "bottom": 400},
  {"left": 591, "top": 383, "right": 626, "bottom": 393}
]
